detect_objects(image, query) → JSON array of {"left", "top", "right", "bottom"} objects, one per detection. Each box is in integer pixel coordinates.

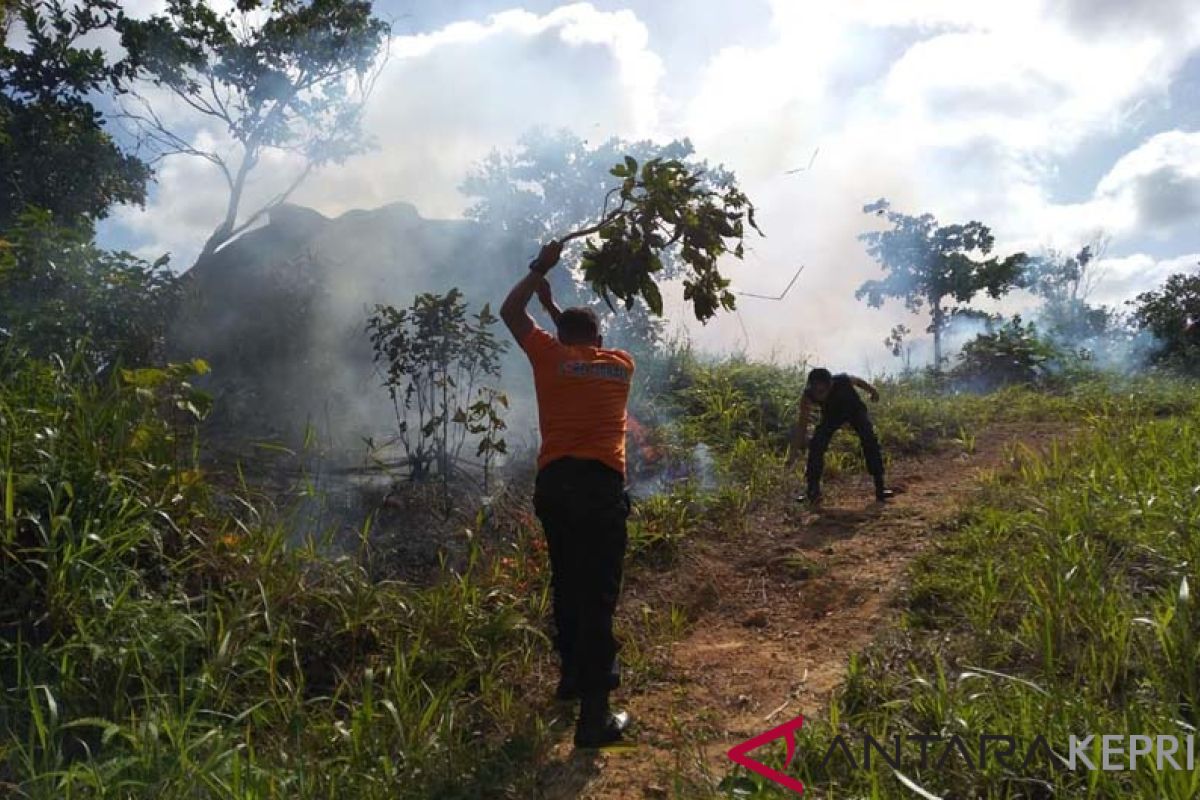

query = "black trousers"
[
  {"left": 533, "top": 457, "right": 629, "bottom": 696},
  {"left": 806, "top": 408, "right": 884, "bottom": 495}
]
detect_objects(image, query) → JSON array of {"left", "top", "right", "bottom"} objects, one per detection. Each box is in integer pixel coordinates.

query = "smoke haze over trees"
[
  {"left": 89, "top": 1, "right": 1200, "bottom": 372},
  {"left": 114, "top": 0, "right": 390, "bottom": 267},
  {"left": 5, "top": 0, "right": 1198, "bottom": 438},
  {"left": 856, "top": 199, "right": 1028, "bottom": 368}
]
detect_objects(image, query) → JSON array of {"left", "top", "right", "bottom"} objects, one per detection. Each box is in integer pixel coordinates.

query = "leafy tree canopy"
[
  {"left": 1023, "top": 244, "right": 1097, "bottom": 305},
  {"left": 0, "top": 208, "right": 179, "bottom": 367},
  {"left": 1130, "top": 271, "right": 1200, "bottom": 372},
  {"left": 0, "top": 0, "right": 150, "bottom": 231},
  {"left": 1021, "top": 241, "right": 1118, "bottom": 345},
  {"left": 857, "top": 199, "right": 1026, "bottom": 366},
  {"left": 464, "top": 129, "right": 700, "bottom": 248}
]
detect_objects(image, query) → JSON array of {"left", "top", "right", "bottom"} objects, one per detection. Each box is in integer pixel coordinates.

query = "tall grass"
[{"left": 0, "top": 350, "right": 557, "bottom": 798}]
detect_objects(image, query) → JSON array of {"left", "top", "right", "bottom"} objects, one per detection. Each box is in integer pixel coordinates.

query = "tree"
[
  {"left": 115, "top": 0, "right": 389, "bottom": 265},
  {"left": 0, "top": 0, "right": 150, "bottom": 232},
  {"left": 464, "top": 130, "right": 700, "bottom": 246},
  {"left": 1023, "top": 239, "right": 1114, "bottom": 344},
  {"left": 1024, "top": 242, "right": 1101, "bottom": 307},
  {"left": 463, "top": 129, "right": 761, "bottom": 330},
  {"left": 366, "top": 290, "right": 508, "bottom": 498},
  {"left": 856, "top": 199, "right": 1027, "bottom": 367},
  {"left": 0, "top": 208, "right": 180, "bottom": 367},
  {"left": 1130, "top": 271, "right": 1200, "bottom": 372},
  {"left": 464, "top": 131, "right": 684, "bottom": 351},
  {"left": 0, "top": 3, "right": 175, "bottom": 371}
]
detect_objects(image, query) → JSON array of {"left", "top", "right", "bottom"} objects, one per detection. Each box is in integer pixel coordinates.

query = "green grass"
[
  {"left": 6, "top": 339, "right": 1200, "bottom": 798},
  {"left": 720, "top": 386, "right": 1200, "bottom": 799},
  {"left": 0, "top": 351, "right": 558, "bottom": 798}
]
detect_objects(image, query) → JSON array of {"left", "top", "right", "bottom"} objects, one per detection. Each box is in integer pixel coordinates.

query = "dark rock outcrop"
[{"left": 171, "top": 202, "right": 529, "bottom": 445}]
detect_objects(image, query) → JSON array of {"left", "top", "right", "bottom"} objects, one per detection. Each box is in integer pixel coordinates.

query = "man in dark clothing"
[
  {"left": 787, "top": 367, "right": 894, "bottom": 504},
  {"left": 500, "top": 240, "right": 633, "bottom": 749}
]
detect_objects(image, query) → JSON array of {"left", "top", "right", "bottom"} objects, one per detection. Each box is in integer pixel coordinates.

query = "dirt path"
[{"left": 534, "top": 424, "right": 1061, "bottom": 799}]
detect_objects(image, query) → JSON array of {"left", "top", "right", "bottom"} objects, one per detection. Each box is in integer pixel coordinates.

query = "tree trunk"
[
  {"left": 193, "top": 146, "right": 259, "bottom": 269},
  {"left": 931, "top": 300, "right": 944, "bottom": 369}
]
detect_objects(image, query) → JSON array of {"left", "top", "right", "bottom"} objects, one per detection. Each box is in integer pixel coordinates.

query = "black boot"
[
  {"left": 574, "top": 693, "right": 630, "bottom": 749},
  {"left": 874, "top": 477, "right": 894, "bottom": 501}
]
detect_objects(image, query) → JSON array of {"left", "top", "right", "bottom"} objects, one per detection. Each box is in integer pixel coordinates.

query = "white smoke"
[{"left": 99, "top": 0, "right": 1200, "bottom": 374}]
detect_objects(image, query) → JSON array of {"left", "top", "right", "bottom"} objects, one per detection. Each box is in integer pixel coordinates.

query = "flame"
[{"left": 627, "top": 413, "right": 663, "bottom": 465}]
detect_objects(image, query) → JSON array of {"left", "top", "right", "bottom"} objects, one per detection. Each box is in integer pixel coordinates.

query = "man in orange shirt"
[{"left": 500, "top": 240, "right": 634, "bottom": 749}]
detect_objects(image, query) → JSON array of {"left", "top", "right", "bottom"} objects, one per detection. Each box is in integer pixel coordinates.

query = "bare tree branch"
[
  {"left": 215, "top": 161, "right": 315, "bottom": 253},
  {"left": 114, "top": 1, "right": 390, "bottom": 268}
]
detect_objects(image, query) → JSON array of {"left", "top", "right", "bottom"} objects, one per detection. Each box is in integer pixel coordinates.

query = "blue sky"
[{"left": 97, "top": 1, "right": 1200, "bottom": 365}]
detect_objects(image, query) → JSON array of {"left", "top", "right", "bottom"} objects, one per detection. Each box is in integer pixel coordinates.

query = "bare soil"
[{"left": 533, "top": 423, "right": 1063, "bottom": 799}]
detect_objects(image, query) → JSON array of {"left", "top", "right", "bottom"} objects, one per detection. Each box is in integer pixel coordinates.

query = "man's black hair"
[
  {"left": 557, "top": 306, "right": 600, "bottom": 344},
  {"left": 807, "top": 367, "right": 832, "bottom": 386}
]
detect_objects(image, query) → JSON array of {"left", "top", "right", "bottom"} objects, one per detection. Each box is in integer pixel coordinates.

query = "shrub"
[
  {"left": 367, "top": 289, "right": 508, "bottom": 490},
  {"left": 950, "top": 316, "right": 1065, "bottom": 391},
  {"left": 0, "top": 208, "right": 178, "bottom": 368},
  {"left": 1130, "top": 272, "right": 1200, "bottom": 373}
]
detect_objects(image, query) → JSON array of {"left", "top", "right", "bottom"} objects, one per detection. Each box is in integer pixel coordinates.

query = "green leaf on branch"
[
  {"left": 564, "top": 155, "right": 761, "bottom": 323},
  {"left": 642, "top": 277, "right": 664, "bottom": 317}
]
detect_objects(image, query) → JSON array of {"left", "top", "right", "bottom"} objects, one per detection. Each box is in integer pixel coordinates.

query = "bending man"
[
  {"left": 788, "top": 368, "right": 894, "bottom": 504},
  {"left": 500, "top": 241, "right": 633, "bottom": 749}
]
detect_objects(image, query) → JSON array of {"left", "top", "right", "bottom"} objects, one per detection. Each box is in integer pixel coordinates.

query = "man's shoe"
[
  {"left": 875, "top": 488, "right": 896, "bottom": 502},
  {"left": 574, "top": 709, "right": 631, "bottom": 749},
  {"left": 795, "top": 491, "right": 822, "bottom": 506}
]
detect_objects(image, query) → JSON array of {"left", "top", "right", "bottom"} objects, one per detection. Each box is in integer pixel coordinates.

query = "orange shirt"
[{"left": 519, "top": 326, "right": 635, "bottom": 476}]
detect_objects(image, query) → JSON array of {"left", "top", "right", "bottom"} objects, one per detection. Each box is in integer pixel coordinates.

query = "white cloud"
[
  {"left": 1011, "top": 129, "right": 1200, "bottom": 257},
  {"left": 1091, "top": 251, "right": 1200, "bottom": 307},
  {"left": 669, "top": 0, "right": 1200, "bottom": 367},
  {"left": 1095, "top": 130, "right": 1200, "bottom": 232}
]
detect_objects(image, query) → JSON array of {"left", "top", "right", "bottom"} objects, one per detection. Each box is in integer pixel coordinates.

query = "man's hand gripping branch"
[{"left": 501, "top": 240, "right": 564, "bottom": 341}]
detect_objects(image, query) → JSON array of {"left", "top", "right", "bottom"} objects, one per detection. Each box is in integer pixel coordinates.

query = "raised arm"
[
  {"left": 850, "top": 375, "right": 880, "bottom": 402},
  {"left": 501, "top": 241, "right": 562, "bottom": 342},
  {"left": 786, "top": 395, "right": 814, "bottom": 465},
  {"left": 536, "top": 278, "right": 564, "bottom": 327}
]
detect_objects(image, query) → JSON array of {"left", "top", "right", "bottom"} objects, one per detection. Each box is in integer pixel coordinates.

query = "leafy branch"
[{"left": 555, "top": 155, "right": 762, "bottom": 323}]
